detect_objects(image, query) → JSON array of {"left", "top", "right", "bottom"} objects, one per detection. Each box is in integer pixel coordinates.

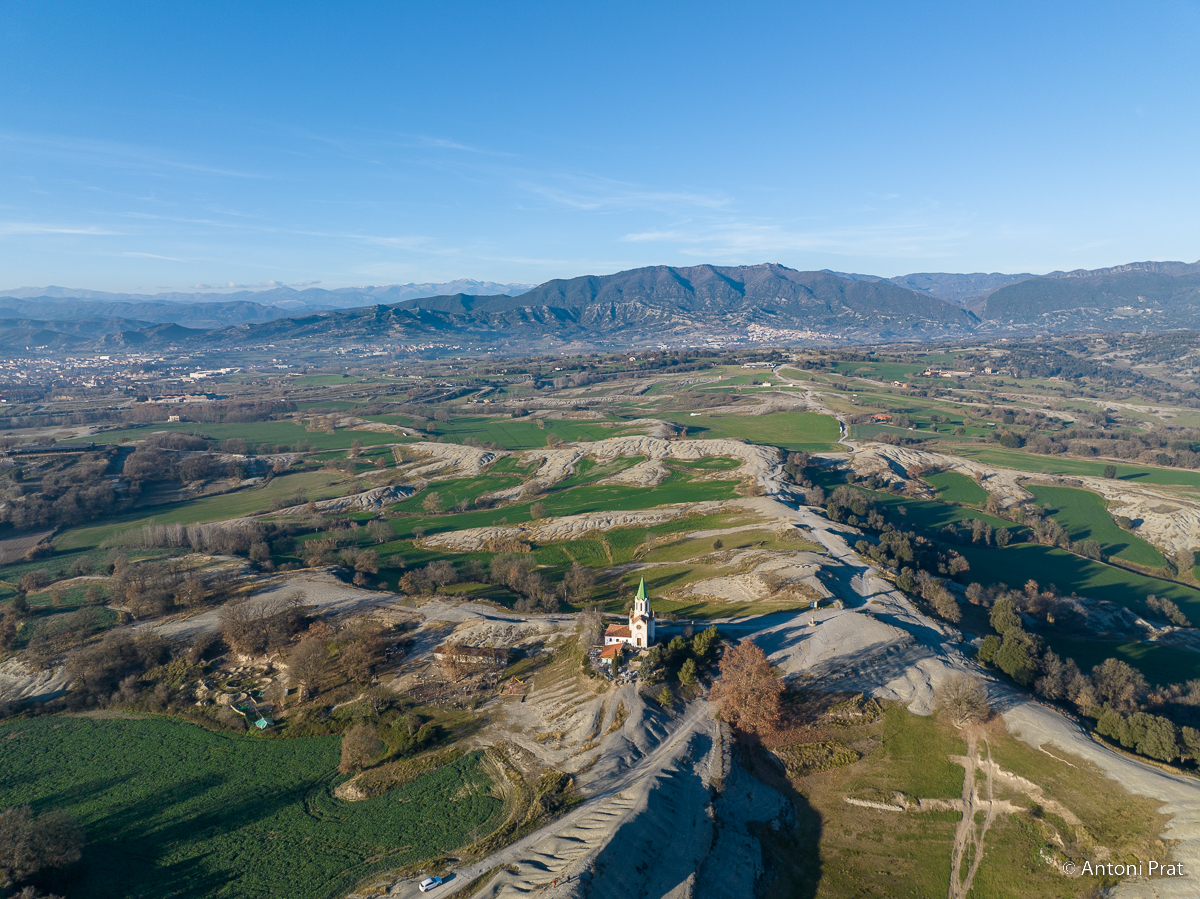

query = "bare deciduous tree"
[
  {"left": 935, "top": 674, "right": 991, "bottom": 727},
  {"left": 219, "top": 592, "right": 303, "bottom": 655},
  {"left": 288, "top": 636, "right": 327, "bottom": 701},
  {"left": 0, "top": 805, "right": 83, "bottom": 891},
  {"left": 339, "top": 723, "right": 384, "bottom": 774},
  {"left": 366, "top": 519, "right": 392, "bottom": 544}
]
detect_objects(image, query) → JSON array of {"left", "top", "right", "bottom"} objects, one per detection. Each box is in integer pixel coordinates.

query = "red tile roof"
[
  {"left": 599, "top": 644, "right": 622, "bottom": 659},
  {"left": 605, "top": 624, "right": 631, "bottom": 638}
]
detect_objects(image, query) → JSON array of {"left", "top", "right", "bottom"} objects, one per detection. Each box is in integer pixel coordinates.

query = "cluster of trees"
[
  {"left": 122, "top": 518, "right": 272, "bottom": 557},
  {"left": 821, "top": 486, "right": 970, "bottom": 579},
  {"left": 66, "top": 630, "right": 171, "bottom": 709},
  {"left": 643, "top": 626, "right": 720, "bottom": 698},
  {"left": 0, "top": 804, "right": 83, "bottom": 898},
  {"left": 938, "top": 518, "right": 1013, "bottom": 549},
  {"left": 122, "top": 438, "right": 261, "bottom": 489},
  {"left": 1022, "top": 424, "right": 1200, "bottom": 470},
  {"left": 220, "top": 593, "right": 308, "bottom": 657},
  {"left": 897, "top": 569, "right": 963, "bottom": 623},
  {"left": 0, "top": 452, "right": 117, "bottom": 529},
  {"left": 973, "top": 594, "right": 1200, "bottom": 763},
  {"left": 399, "top": 556, "right": 595, "bottom": 613}
]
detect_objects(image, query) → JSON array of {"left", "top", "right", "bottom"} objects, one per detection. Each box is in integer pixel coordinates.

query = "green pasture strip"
[
  {"left": 488, "top": 455, "right": 535, "bottom": 474},
  {"left": 76, "top": 420, "right": 406, "bottom": 452},
  {"left": 289, "top": 374, "right": 364, "bottom": 386},
  {"left": 550, "top": 455, "right": 644, "bottom": 490},
  {"left": 946, "top": 445, "right": 1200, "bottom": 487},
  {"left": 864, "top": 491, "right": 1019, "bottom": 536},
  {"left": 391, "top": 476, "right": 523, "bottom": 513},
  {"left": 1026, "top": 484, "right": 1165, "bottom": 568},
  {"left": 668, "top": 455, "right": 741, "bottom": 470},
  {"left": 367, "top": 415, "right": 645, "bottom": 449},
  {"left": 25, "top": 583, "right": 110, "bottom": 607},
  {"left": 956, "top": 542, "right": 1200, "bottom": 621},
  {"left": 924, "top": 471, "right": 989, "bottom": 506},
  {"left": 657, "top": 411, "right": 843, "bottom": 452},
  {"left": 55, "top": 471, "right": 351, "bottom": 550},
  {"left": 1042, "top": 634, "right": 1200, "bottom": 686},
  {"left": 0, "top": 548, "right": 169, "bottom": 591},
  {"left": 827, "top": 360, "right": 929, "bottom": 382},
  {"left": 0, "top": 717, "right": 501, "bottom": 899},
  {"left": 388, "top": 473, "right": 741, "bottom": 539}
]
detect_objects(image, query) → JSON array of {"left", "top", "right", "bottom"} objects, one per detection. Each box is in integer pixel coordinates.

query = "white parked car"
[{"left": 419, "top": 876, "right": 443, "bottom": 892}]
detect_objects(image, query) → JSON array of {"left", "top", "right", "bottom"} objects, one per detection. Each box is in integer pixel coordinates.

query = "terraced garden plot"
[
  {"left": 657, "top": 411, "right": 843, "bottom": 452},
  {"left": 15, "top": 605, "right": 119, "bottom": 647},
  {"left": 924, "top": 470, "right": 989, "bottom": 505},
  {"left": 0, "top": 717, "right": 502, "bottom": 899},
  {"left": 488, "top": 455, "right": 537, "bottom": 475},
  {"left": 1026, "top": 484, "right": 1165, "bottom": 568}
]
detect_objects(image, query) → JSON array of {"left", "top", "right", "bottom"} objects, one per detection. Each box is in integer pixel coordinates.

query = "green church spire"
[{"left": 635, "top": 577, "right": 647, "bottom": 601}]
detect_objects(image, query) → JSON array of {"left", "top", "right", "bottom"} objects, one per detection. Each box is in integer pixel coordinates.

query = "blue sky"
[{"left": 2, "top": 1, "right": 1198, "bottom": 293}]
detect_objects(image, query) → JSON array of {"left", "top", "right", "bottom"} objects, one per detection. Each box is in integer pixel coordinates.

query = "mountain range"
[{"left": 3, "top": 261, "right": 1199, "bottom": 353}]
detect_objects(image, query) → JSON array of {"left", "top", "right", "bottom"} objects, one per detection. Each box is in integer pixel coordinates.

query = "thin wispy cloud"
[
  {"left": 0, "top": 221, "right": 125, "bottom": 236},
  {"left": 122, "top": 251, "right": 185, "bottom": 261},
  {"left": 519, "top": 174, "right": 728, "bottom": 212},
  {"left": 619, "top": 216, "right": 970, "bottom": 262},
  {"left": 620, "top": 230, "right": 689, "bottom": 242},
  {"left": 0, "top": 130, "right": 262, "bottom": 179}
]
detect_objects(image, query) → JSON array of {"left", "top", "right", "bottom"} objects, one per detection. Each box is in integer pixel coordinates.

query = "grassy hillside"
[
  {"left": 0, "top": 716, "right": 501, "bottom": 899},
  {"left": 659, "top": 411, "right": 843, "bottom": 452},
  {"left": 1027, "top": 484, "right": 1165, "bottom": 568},
  {"left": 925, "top": 470, "right": 988, "bottom": 505}
]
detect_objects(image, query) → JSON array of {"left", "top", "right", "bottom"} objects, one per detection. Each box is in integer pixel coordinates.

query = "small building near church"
[
  {"left": 604, "top": 578, "right": 657, "bottom": 649},
  {"left": 598, "top": 643, "right": 623, "bottom": 667}
]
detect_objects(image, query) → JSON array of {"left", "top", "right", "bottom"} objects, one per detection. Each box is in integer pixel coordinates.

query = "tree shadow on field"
[
  {"left": 74, "top": 773, "right": 318, "bottom": 899},
  {"left": 737, "top": 737, "right": 822, "bottom": 899}
]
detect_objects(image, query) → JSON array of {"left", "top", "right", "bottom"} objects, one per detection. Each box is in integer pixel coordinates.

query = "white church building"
[{"left": 604, "top": 577, "right": 657, "bottom": 649}]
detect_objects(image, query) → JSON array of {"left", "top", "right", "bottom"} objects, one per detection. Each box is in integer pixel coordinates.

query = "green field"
[
  {"left": 55, "top": 470, "right": 351, "bottom": 549},
  {"left": 946, "top": 446, "right": 1200, "bottom": 488},
  {"left": 863, "top": 490, "right": 1018, "bottom": 536},
  {"left": 390, "top": 475, "right": 523, "bottom": 513},
  {"left": 924, "top": 471, "right": 988, "bottom": 505},
  {"left": 0, "top": 716, "right": 501, "bottom": 899},
  {"left": 958, "top": 542, "right": 1200, "bottom": 638},
  {"left": 390, "top": 471, "right": 742, "bottom": 539},
  {"left": 77, "top": 420, "right": 405, "bottom": 452},
  {"left": 1042, "top": 635, "right": 1200, "bottom": 688},
  {"left": 659, "top": 411, "right": 843, "bottom": 452},
  {"left": 369, "top": 415, "right": 645, "bottom": 449},
  {"left": 1027, "top": 485, "right": 1165, "bottom": 568}
]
